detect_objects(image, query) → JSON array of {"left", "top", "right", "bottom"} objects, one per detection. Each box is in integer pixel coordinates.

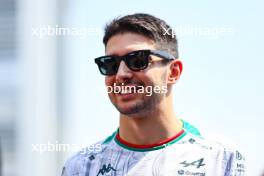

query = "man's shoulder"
[
  {"left": 61, "top": 141, "right": 101, "bottom": 175},
  {"left": 61, "top": 132, "right": 117, "bottom": 175},
  {"left": 183, "top": 131, "right": 245, "bottom": 172},
  {"left": 176, "top": 131, "right": 246, "bottom": 174}
]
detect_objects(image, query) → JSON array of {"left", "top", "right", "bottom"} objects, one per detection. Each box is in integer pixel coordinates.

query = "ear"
[{"left": 168, "top": 59, "right": 183, "bottom": 84}]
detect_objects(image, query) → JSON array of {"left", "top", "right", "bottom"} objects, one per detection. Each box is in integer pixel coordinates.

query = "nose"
[{"left": 115, "top": 61, "right": 133, "bottom": 81}]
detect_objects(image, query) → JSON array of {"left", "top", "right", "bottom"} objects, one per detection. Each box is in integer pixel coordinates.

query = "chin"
[
  {"left": 116, "top": 105, "right": 139, "bottom": 115},
  {"left": 115, "top": 99, "right": 151, "bottom": 116}
]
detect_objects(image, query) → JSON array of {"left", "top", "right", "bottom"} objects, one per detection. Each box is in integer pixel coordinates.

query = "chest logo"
[
  {"left": 180, "top": 158, "right": 205, "bottom": 168},
  {"left": 97, "top": 164, "right": 117, "bottom": 176}
]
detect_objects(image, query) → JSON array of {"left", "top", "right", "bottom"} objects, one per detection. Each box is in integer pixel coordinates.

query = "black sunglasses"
[{"left": 94, "top": 50, "right": 175, "bottom": 76}]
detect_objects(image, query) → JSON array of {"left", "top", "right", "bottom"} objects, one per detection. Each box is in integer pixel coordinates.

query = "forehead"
[{"left": 105, "top": 33, "right": 156, "bottom": 56}]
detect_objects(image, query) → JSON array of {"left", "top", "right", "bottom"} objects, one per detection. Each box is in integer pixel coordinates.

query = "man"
[{"left": 62, "top": 13, "right": 245, "bottom": 176}]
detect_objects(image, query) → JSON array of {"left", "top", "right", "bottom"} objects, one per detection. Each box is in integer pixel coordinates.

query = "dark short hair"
[{"left": 103, "top": 13, "right": 179, "bottom": 58}]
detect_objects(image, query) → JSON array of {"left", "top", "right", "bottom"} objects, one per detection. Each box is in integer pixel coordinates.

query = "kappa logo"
[
  {"left": 97, "top": 163, "right": 117, "bottom": 176},
  {"left": 180, "top": 158, "right": 206, "bottom": 168}
]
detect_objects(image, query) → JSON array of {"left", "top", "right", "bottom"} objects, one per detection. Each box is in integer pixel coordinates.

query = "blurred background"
[{"left": 0, "top": 0, "right": 264, "bottom": 175}]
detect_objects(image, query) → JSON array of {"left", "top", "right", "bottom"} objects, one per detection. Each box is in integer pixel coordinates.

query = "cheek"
[
  {"left": 105, "top": 76, "right": 114, "bottom": 86},
  {"left": 144, "top": 68, "right": 167, "bottom": 85}
]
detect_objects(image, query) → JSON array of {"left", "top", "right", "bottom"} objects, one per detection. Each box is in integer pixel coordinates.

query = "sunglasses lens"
[
  {"left": 95, "top": 50, "right": 151, "bottom": 75},
  {"left": 97, "top": 57, "right": 119, "bottom": 75},
  {"left": 126, "top": 51, "right": 149, "bottom": 70}
]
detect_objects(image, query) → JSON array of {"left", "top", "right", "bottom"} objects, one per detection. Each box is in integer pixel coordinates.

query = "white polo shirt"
[{"left": 61, "top": 120, "right": 246, "bottom": 176}]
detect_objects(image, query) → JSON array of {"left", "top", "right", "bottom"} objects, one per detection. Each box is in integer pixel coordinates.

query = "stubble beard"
[
  {"left": 112, "top": 88, "right": 165, "bottom": 117},
  {"left": 111, "top": 70, "right": 168, "bottom": 117}
]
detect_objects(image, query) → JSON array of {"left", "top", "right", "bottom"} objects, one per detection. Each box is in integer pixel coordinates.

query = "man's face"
[{"left": 105, "top": 33, "right": 170, "bottom": 116}]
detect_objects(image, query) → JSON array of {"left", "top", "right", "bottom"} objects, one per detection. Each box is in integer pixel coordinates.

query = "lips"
[
  {"left": 115, "top": 83, "right": 143, "bottom": 100},
  {"left": 118, "top": 85, "right": 136, "bottom": 94},
  {"left": 118, "top": 93, "right": 136, "bottom": 100},
  {"left": 119, "top": 89, "right": 134, "bottom": 94}
]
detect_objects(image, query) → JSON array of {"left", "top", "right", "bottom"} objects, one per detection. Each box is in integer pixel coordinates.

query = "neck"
[{"left": 119, "top": 96, "right": 183, "bottom": 145}]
